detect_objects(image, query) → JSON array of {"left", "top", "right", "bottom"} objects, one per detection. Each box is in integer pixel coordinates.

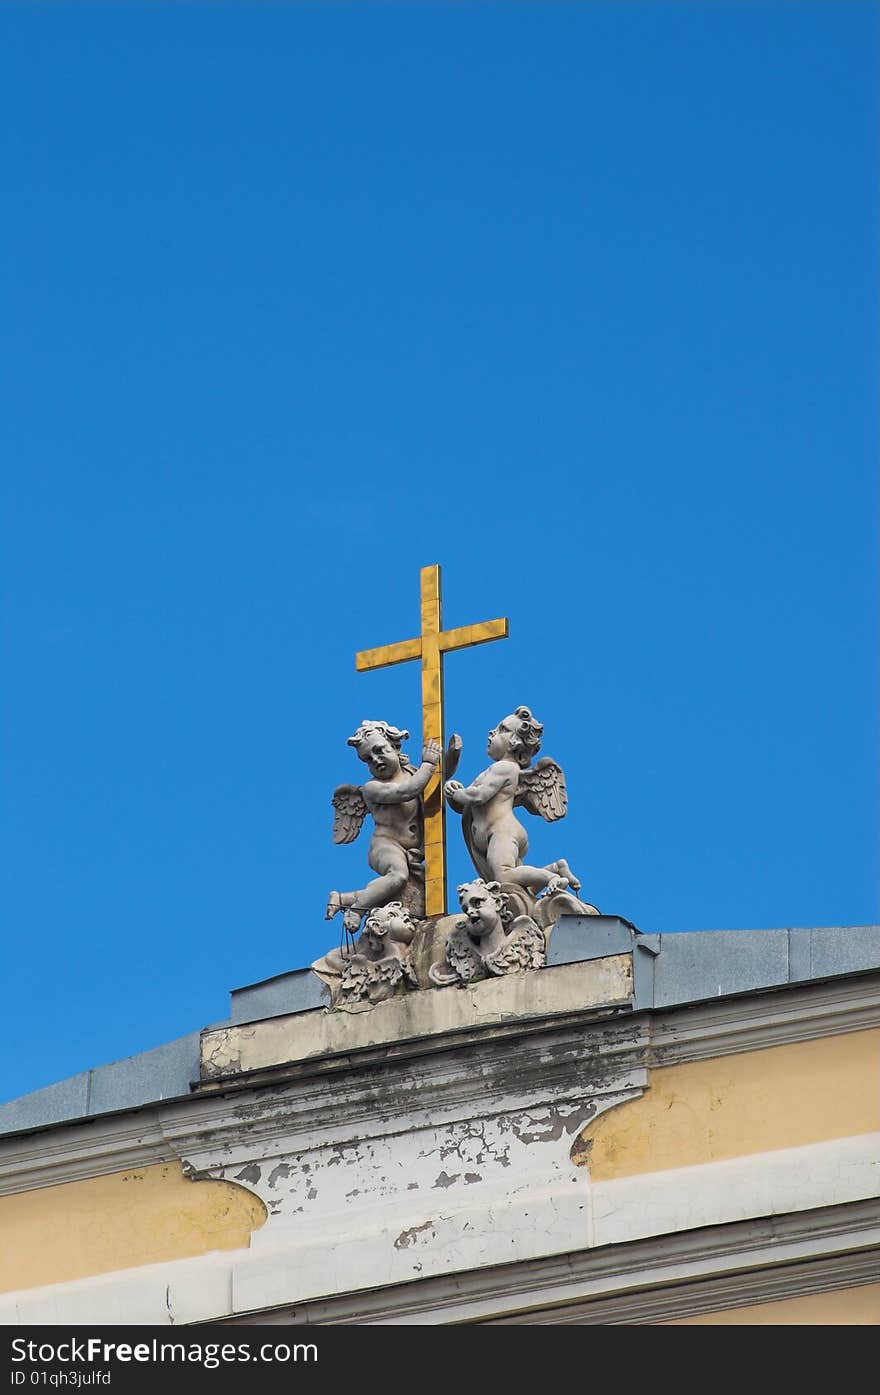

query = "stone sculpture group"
[{"left": 314, "top": 705, "right": 598, "bottom": 1011}]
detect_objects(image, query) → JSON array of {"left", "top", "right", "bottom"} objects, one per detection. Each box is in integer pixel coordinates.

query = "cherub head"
[
  {"left": 347, "top": 720, "right": 411, "bottom": 780},
  {"left": 361, "top": 901, "right": 417, "bottom": 957},
  {"left": 486, "top": 705, "right": 543, "bottom": 769},
  {"left": 456, "top": 879, "right": 512, "bottom": 939}
]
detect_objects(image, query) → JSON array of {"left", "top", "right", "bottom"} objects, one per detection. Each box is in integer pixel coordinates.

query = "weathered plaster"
[
  {"left": 588, "top": 1133, "right": 880, "bottom": 1249},
  {"left": 1, "top": 975, "right": 877, "bottom": 1325},
  {"left": 577, "top": 1028, "right": 880, "bottom": 1180},
  {"left": 200, "top": 956, "right": 634, "bottom": 1081},
  {"left": 1, "top": 1137, "right": 876, "bottom": 1325},
  {"left": 184, "top": 1016, "right": 649, "bottom": 1311},
  {"left": 0, "top": 1162, "right": 266, "bottom": 1294}
]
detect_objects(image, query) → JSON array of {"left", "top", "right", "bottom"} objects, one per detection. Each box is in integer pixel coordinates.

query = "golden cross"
[{"left": 355, "top": 564, "right": 508, "bottom": 918}]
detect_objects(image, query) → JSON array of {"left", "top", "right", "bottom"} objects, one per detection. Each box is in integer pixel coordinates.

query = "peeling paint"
[
  {"left": 437, "top": 1122, "right": 511, "bottom": 1170},
  {"left": 570, "top": 1136, "right": 592, "bottom": 1168},
  {"left": 235, "top": 1164, "right": 261, "bottom": 1185},
  {"left": 510, "top": 1102, "right": 598, "bottom": 1146},
  {"left": 394, "top": 1221, "right": 435, "bottom": 1250},
  {"left": 433, "top": 1171, "right": 460, "bottom": 1189}
]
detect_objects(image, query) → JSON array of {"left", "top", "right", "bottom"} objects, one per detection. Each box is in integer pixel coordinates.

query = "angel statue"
[
  {"left": 325, "top": 720, "right": 441, "bottom": 933},
  {"left": 430, "top": 879, "right": 545, "bottom": 987},
  {"left": 443, "top": 705, "right": 580, "bottom": 897},
  {"left": 336, "top": 902, "right": 420, "bottom": 1010}
]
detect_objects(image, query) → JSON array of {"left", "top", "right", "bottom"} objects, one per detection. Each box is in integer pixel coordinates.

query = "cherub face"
[
  {"left": 365, "top": 902, "right": 415, "bottom": 946},
  {"left": 357, "top": 734, "right": 401, "bottom": 780},
  {"left": 458, "top": 883, "right": 503, "bottom": 939},
  {"left": 487, "top": 715, "right": 518, "bottom": 761}
]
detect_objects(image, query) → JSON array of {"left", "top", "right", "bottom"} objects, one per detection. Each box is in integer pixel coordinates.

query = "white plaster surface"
[
  {"left": 2, "top": 1121, "right": 877, "bottom": 1325},
  {"left": 590, "top": 1132, "right": 880, "bottom": 1248}
]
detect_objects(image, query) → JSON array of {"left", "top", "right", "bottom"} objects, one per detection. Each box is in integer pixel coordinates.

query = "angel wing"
[
  {"left": 485, "top": 916, "right": 546, "bottom": 974},
  {"left": 514, "top": 757, "right": 568, "bottom": 822},
  {"left": 331, "top": 783, "right": 368, "bottom": 844},
  {"left": 430, "top": 924, "right": 483, "bottom": 985},
  {"left": 446, "top": 927, "right": 484, "bottom": 982}
]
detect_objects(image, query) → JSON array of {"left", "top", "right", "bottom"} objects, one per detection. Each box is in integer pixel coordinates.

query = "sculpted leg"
[
  {"left": 325, "top": 889, "right": 356, "bottom": 920},
  {"left": 486, "top": 836, "right": 550, "bottom": 894},
  {"left": 547, "top": 859, "right": 581, "bottom": 891},
  {"left": 486, "top": 837, "right": 576, "bottom": 895},
  {"left": 327, "top": 841, "right": 411, "bottom": 923},
  {"left": 508, "top": 865, "right": 568, "bottom": 894},
  {"left": 351, "top": 841, "right": 411, "bottom": 912}
]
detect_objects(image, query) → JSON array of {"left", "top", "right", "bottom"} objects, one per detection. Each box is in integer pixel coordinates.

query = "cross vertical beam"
[
  {"left": 419, "top": 565, "right": 445, "bottom": 922},
  {"left": 354, "top": 564, "right": 508, "bottom": 918}
]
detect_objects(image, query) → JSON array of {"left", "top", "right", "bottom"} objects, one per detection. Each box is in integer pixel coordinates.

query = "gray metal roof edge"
[
  {"left": 230, "top": 965, "right": 320, "bottom": 996},
  {"left": 2, "top": 923, "right": 877, "bottom": 1140},
  {"left": 0, "top": 1030, "right": 202, "bottom": 1140},
  {"left": 0, "top": 1080, "right": 200, "bottom": 1145}
]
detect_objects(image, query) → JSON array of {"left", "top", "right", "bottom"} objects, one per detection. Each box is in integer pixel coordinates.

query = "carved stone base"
[{"left": 313, "top": 884, "right": 603, "bottom": 1011}]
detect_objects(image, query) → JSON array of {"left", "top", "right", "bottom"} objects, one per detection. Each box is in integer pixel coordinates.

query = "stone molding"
[
  {"left": 0, "top": 1014, "right": 649, "bottom": 1198},
  {"left": 648, "top": 971, "right": 880, "bottom": 1067},
  {"left": 1, "top": 973, "right": 876, "bottom": 1201},
  {"left": 211, "top": 1198, "right": 880, "bottom": 1326}
]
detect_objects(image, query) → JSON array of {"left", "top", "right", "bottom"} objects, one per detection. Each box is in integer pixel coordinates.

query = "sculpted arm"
[
  {"left": 364, "top": 741, "right": 441, "bottom": 805},
  {"left": 445, "top": 760, "right": 515, "bottom": 810}
]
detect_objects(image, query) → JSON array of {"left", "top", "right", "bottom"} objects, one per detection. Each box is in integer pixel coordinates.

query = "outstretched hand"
[
  {"left": 444, "top": 778, "right": 468, "bottom": 810},
  {"left": 423, "top": 739, "right": 442, "bottom": 766}
]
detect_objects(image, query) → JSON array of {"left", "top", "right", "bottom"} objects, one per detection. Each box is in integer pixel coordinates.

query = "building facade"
[{"left": 1, "top": 918, "right": 878, "bottom": 1325}]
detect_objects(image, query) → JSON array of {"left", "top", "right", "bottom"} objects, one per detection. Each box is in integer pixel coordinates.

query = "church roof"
[{"left": 2, "top": 920, "right": 878, "bottom": 1139}]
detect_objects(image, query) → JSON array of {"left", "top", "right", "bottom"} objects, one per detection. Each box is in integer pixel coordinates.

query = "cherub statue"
[
  {"left": 429, "top": 879, "right": 545, "bottom": 986},
  {"left": 326, "top": 720, "right": 441, "bottom": 933},
  {"left": 337, "top": 902, "right": 419, "bottom": 1009},
  {"left": 443, "top": 705, "right": 580, "bottom": 897}
]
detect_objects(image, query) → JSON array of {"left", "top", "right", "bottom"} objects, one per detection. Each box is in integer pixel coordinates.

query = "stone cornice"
[
  {"left": 0, "top": 1107, "right": 176, "bottom": 1198},
  {"left": 511, "top": 1252, "right": 880, "bottom": 1325},
  {"left": 647, "top": 971, "right": 880, "bottom": 1066},
  {"left": 199, "top": 957, "right": 635, "bottom": 1086},
  {"left": 0, "top": 1016, "right": 650, "bottom": 1196},
  {"left": 1, "top": 972, "right": 876, "bottom": 1198}
]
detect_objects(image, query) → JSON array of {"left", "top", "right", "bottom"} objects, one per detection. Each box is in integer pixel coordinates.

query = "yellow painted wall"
[
  {"left": 575, "top": 1028, "right": 880, "bottom": 1178},
  {"left": 664, "top": 1283, "right": 880, "bottom": 1325},
  {"left": 0, "top": 1162, "right": 266, "bottom": 1293}
]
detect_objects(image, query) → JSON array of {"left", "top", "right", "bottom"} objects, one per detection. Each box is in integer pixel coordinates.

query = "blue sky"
[{"left": 1, "top": 1, "right": 877, "bottom": 1104}]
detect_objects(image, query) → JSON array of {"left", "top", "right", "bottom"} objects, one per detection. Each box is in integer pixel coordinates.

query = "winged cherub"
[
  {"left": 337, "top": 902, "right": 420, "bottom": 1009},
  {"left": 443, "top": 705, "right": 580, "bottom": 896},
  {"left": 326, "top": 720, "right": 441, "bottom": 932},
  {"left": 429, "top": 879, "right": 545, "bottom": 987}
]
